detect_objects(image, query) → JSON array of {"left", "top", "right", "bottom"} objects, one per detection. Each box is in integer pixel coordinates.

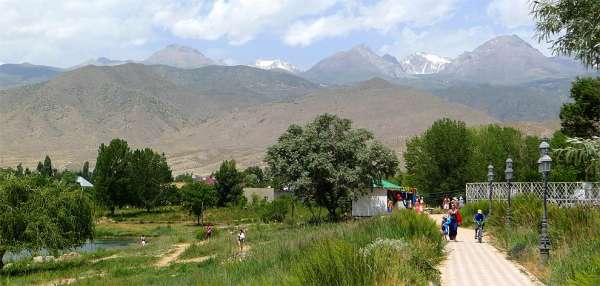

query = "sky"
[{"left": 0, "top": 0, "right": 550, "bottom": 69}]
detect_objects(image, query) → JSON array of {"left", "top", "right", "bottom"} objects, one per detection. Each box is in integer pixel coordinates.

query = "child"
[
  {"left": 441, "top": 215, "right": 449, "bottom": 240},
  {"left": 237, "top": 229, "right": 246, "bottom": 252},
  {"left": 206, "top": 224, "right": 213, "bottom": 239}
]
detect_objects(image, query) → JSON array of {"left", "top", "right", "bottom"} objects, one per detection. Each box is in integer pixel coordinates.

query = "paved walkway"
[{"left": 431, "top": 215, "right": 542, "bottom": 286}]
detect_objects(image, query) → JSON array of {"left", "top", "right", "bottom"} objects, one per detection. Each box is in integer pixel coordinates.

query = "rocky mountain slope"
[
  {"left": 440, "top": 35, "right": 590, "bottom": 84},
  {"left": 302, "top": 45, "right": 405, "bottom": 85},
  {"left": 156, "top": 78, "right": 498, "bottom": 174},
  {"left": 0, "top": 63, "right": 318, "bottom": 168},
  {"left": 0, "top": 63, "right": 62, "bottom": 89},
  {"left": 144, "top": 44, "right": 216, "bottom": 69}
]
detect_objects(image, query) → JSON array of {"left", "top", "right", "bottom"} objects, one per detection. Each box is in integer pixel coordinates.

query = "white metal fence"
[{"left": 466, "top": 182, "right": 600, "bottom": 207}]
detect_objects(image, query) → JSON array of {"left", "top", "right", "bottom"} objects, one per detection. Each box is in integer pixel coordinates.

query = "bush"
[
  {"left": 462, "top": 194, "right": 600, "bottom": 285},
  {"left": 260, "top": 196, "right": 291, "bottom": 223},
  {"left": 195, "top": 227, "right": 217, "bottom": 240},
  {"left": 295, "top": 211, "right": 443, "bottom": 286}
]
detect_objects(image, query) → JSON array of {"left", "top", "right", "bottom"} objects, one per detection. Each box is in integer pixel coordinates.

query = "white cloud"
[
  {"left": 382, "top": 26, "right": 498, "bottom": 59},
  {"left": 283, "top": 0, "right": 459, "bottom": 46},
  {"left": 486, "top": 0, "right": 533, "bottom": 29},
  {"left": 154, "top": 0, "right": 338, "bottom": 45},
  {"left": 0, "top": 0, "right": 164, "bottom": 67}
]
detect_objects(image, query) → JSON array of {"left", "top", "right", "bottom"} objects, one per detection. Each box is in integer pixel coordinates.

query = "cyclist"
[{"left": 473, "top": 209, "right": 486, "bottom": 240}]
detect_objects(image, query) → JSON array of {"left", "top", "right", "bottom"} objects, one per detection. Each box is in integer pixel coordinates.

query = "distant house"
[
  {"left": 76, "top": 176, "right": 93, "bottom": 188},
  {"left": 244, "top": 187, "right": 279, "bottom": 203},
  {"left": 352, "top": 180, "right": 413, "bottom": 217},
  {"left": 192, "top": 175, "right": 217, "bottom": 186}
]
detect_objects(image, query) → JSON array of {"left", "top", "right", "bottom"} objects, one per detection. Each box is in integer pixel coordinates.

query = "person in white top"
[{"left": 237, "top": 229, "right": 246, "bottom": 252}]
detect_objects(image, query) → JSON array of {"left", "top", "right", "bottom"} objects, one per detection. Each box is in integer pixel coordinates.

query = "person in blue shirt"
[
  {"left": 441, "top": 215, "right": 450, "bottom": 240},
  {"left": 473, "top": 209, "right": 486, "bottom": 239}
]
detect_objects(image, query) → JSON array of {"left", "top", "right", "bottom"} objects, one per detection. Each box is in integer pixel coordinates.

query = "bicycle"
[{"left": 475, "top": 222, "right": 484, "bottom": 243}]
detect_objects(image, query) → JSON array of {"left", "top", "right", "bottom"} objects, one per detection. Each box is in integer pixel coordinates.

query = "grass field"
[
  {"left": 460, "top": 195, "right": 600, "bottom": 285},
  {"left": 1, "top": 206, "right": 445, "bottom": 286}
]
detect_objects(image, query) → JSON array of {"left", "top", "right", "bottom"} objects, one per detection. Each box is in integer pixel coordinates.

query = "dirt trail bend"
[
  {"left": 155, "top": 243, "right": 190, "bottom": 267},
  {"left": 430, "top": 214, "right": 542, "bottom": 286}
]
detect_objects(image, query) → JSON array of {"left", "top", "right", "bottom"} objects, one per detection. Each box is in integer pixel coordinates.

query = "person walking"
[
  {"left": 441, "top": 215, "right": 450, "bottom": 241},
  {"left": 206, "top": 224, "right": 213, "bottom": 240},
  {"left": 237, "top": 229, "right": 246, "bottom": 252},
  {"left": 448, "top": 203, "right": 463, "bottom": 241}
]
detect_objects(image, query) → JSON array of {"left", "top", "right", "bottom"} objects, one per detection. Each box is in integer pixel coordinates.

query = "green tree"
[
  {"left": 214, "top": 160, "right": 244, "bottom": 206},
  {"left": 469, "top": 125, "right": 523, "bottom": 181},
  {"left": 550, "top": 131, "right": 582, "bottom": 181},
  {"left": 533, "top": 0, "right": 600, "bottom": 70},
  {"left": 0, "top": 175, "right": 94, "bottom": 269},
  {"left": 559, "top": 77, "right": 600, "bottom": 138},
  {"left": 175, "top": 173, "right": 194, "bottom": 183},
  {"left": 43, "top": 155, "right": 53, "bottom": 177},
  {"left": 15, "top": 163, "right": 23, "bottom": 177},
  {"left": 93, "top": 139, "right": 131, "bottom": 215},
  {"left": 404, "top": 119, "right": 471, "bottom": 199},
  {"left": 243, "top": 166, "right": 265, "bottom": 187},
  {"left": 36, "top": 161, "right": 44, "bottom": 174},
  {"left": 128, "top": 148, "right": 173, "bottom": 212},
  {"left": 266, "top": 114, "right": 398, "bottom": 220},
  {"left": 81, "top": 161, "right": 91, "bottom": 181},
  {"left": 181, "top": 182, "right": 218, "bottom": 225},
  {"left": 555, "top": 137, "right": 600, "bottom": 181},
  {"left": 468, "top": 125, "right": 541, "bottom": 182}
]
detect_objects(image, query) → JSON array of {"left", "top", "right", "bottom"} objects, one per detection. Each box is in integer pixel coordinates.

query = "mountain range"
[{"left": 0, "top": 34, "right": 597, "bottom": 173}]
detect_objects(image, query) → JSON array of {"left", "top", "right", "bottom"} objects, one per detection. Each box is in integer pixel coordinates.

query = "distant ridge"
[
  {"left": 302, "top": 44, "right": 405, "bottom": 85},
  {"left": 144, "top": 44, "right": 216, "bottom": 69}
]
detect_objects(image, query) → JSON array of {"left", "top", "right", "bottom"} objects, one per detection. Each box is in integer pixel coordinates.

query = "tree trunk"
[
  {"left": 0, "top": 248, "right": 5, "bottom": 269},
  {"left": 110, "top": 206, "right": 115, "bottom": 216},
  {"left": 197, "top": 215, "right": 200, "bottom": 226}
]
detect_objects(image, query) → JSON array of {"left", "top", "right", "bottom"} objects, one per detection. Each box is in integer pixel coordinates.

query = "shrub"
[
  {"left": 195, "top": 227, "right": 218, "bottom": 240},
  {"left": 260, "top": 196, "right": 291, "bottom": 223},
  {"left": 295, "top": 211, "right": 443, "bottom": 286}
]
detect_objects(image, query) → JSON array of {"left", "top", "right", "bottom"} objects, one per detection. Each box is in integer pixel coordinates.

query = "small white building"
[
  {"left": 352, "top": 180, "right": 411, "bottom": 217},
  {"left": 352, "top": 188, "right": 388, "bottom": 217}
]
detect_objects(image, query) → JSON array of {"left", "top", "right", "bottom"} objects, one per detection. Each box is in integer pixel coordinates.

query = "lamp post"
[
  {"left": 505, "top": 158, "right": 513, "bottom": 226},
  {"left": 538, "top": 138, "right": 552, "bottom": 265},
  {"left": 487, "top": 164, "right": 494, "bottom": 216}
]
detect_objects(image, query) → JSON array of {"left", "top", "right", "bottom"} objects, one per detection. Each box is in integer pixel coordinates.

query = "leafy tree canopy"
[
  {"left": 92, "top": 139, "right": 132, "bottom": 214},
  {"left": 181, "top": 182, "right": 218, "bottom": 225},
  {"left": 128, "top": 149, "right": 173, "bottom": 212},
  {"left": 559, "top": 77, "right": 600, "bottom": 138},
  {"left": 214, "top": 160, "right": 244, "bottom": 206},
  {"left": 555, "top": 136, "right": 600, "bottom": 181},
  {"left": 533, "top": 0, "right": 600, "bottom": 70},
  {"left": 0, "top": 175, "right": 94, "bottom": 269},
  {"left": 405, "top": 118, "right": 472, "bottom": 200},
  {"left": 266, "top": 114, "right": 398, "bottom": 220}
]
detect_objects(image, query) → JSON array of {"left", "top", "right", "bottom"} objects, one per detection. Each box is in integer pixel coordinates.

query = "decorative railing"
[{"left": 466, "top": 182, "right": 600, "bottom": 207}]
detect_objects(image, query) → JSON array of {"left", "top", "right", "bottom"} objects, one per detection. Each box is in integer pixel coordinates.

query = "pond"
[{"left": 2, "top": 239, "right": 136, "bottom": 263}]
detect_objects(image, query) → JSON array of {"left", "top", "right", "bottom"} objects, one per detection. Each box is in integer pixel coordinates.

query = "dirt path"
[
  {"left": 155, "top": 243, "right": 190, "bottom": 267},
  {"left": 430, "top": 214, "right": 541, "bottom": 286}
]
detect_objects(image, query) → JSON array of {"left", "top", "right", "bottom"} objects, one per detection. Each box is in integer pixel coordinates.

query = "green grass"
[
  {"left": 461, "top": 195, "right": 600, "bottom": 285},
  {"left": 1, "top": 209, "right": 444, "bottom": 286}
]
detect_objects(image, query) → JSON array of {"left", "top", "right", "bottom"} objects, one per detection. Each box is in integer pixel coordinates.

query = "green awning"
[{"left": 372, "top": 180, "right": 403, "bottom": 190}]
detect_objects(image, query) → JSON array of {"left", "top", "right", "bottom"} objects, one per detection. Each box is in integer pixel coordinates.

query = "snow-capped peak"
[
  {"left": 255, "top": 59, "right": 299, "bottom": 73},
  {"left": 401, "top": 52, "right": 451, "bottom": 74},
  {"left": 416, "top": 52, "right": 451, "bottom": 65}
]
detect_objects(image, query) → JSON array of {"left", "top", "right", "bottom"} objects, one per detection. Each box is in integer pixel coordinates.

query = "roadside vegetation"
[
  {"left": 1, "top": 203, "right": 444, "bottom": 286},
  {"left": 461, "top": 196, "right": 600, "bottom": 285}
]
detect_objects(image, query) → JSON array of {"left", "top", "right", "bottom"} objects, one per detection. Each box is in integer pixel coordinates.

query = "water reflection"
[{"left": 2, "top": 239, "right": 135, "bottom": 263}]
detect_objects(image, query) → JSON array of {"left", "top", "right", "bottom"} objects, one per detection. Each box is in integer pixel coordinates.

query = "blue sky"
[{"left": 0, "top": 0, "right": 548, "bottom": 69}]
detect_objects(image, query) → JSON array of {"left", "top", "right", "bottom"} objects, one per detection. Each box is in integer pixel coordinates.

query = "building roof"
[
  {"left": 372, "top": 179, "right": 403, "bottom": 190},
  {"left": 76, "top": 176, "right": 93, "bottom": 188}
]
